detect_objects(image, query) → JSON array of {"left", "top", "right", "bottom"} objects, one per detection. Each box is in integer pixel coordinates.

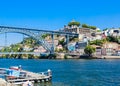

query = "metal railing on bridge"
[{"left": 0, "top": 52, "right": 42, "bottom": 55}]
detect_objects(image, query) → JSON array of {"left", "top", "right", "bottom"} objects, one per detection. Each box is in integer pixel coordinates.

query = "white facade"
[{"left": 103, "top": 29, "right": 120, "bottom": 37}]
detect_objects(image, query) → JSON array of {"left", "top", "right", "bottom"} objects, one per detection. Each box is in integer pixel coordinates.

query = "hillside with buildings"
[
  {"left": 0, "top": 20, "right": 120, "bottom": 59},
  {"left": 60, "top": 20, "right": 120, "bottom": 58}
]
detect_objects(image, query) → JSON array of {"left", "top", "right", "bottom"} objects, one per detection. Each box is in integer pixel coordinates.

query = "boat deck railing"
[{"left": 0, "top": 68, "right": 52, "bottom": 85}]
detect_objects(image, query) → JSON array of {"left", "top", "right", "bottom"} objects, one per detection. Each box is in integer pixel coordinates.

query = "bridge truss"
[{"left": 0, "top": 26, "right": 78, "bottom": 54}]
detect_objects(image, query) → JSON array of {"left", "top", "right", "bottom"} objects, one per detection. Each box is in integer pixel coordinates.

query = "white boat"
[{"left": 0, "top": 66, "right": 52, "bottom": 85}]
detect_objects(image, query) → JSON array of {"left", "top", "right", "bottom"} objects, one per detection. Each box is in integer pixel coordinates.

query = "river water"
[{"left": 0, "top": 59, "right": 120, "bottom": 86}]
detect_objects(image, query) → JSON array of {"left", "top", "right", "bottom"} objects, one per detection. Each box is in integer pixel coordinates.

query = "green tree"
[
  {"left": 82, "top": 24, "right": 89, "bottom": 28},
  {"left": 84, "top": 45, "right": 96, "bottom": 57},
  {"left": 106, "top": 36, "right": 118, "bottom": 42},
  {"left": 89, "top": 26, "right": 96, "bottom": 30},
  {"left": 58, "top": 38, "right": 65, "bottom": 46},
  {"left": 68, "top": 21, "right": 80, "bottom": 27},
  {"left": 89, "top": 40, "right": 104, "bottom": 46},
  {"left": 42, "top": 34, "right": 49, "bottom": 39}
]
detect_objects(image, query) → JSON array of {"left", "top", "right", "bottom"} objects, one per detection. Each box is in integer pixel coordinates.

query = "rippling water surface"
[{"left": 0, "top": 59, "right": 120, "bottom": 86}]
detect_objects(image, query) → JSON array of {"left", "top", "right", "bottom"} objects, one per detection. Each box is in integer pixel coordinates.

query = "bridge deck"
[{"left": 0, "top": 26, "right": 79, "bottom": 36}]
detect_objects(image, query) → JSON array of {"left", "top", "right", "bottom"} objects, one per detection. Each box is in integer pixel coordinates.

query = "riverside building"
[{"left": 62, "top": 20, "right": 99, "bottom": 41}]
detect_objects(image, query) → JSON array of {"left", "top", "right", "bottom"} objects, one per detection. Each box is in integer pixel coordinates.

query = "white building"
[{"left": 103, "top": 28, "right": 120, "bottom": 37}]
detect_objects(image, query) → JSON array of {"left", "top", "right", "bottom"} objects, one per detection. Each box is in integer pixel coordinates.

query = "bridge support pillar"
[
  {"left": 51, "top": 34, "right": 54, "bottom": 54},
  {"left": 66, "top": 34, "right": 69, "bottom": 49}
]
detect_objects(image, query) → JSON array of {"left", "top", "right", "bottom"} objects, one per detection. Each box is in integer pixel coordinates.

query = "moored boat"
[{"left": 0, "top": 65, "right": 52, "bottom": 85}]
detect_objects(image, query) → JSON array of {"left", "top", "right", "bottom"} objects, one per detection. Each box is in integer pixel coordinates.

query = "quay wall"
[
  {"left": 56, "top": 53, "right": 80, "bottom": 59},
  {"left": 56, "top": 53, "right": 120, "bottom": 59},
  {"left": 101, "top": 56, "right": 120, "bottom": 59}
]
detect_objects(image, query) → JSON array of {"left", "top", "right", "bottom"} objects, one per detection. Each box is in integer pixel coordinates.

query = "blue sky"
[{"left": 0, "top": 0, "right": 120, "bottom": 46}]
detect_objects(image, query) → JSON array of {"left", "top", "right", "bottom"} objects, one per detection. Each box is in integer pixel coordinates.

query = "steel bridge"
[{"left": 0, "top": 26, "right": 78, "bottom": 54}]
